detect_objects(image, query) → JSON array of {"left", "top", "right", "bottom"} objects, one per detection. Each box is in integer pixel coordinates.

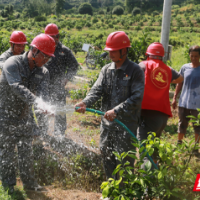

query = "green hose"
[{"left": 75, "top": 107, "right": 158, "bottom": 170}]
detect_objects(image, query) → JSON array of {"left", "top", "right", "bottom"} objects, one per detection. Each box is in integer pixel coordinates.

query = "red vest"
[{"left": 142, "top": 59, "right": 172, "bottom": 117}]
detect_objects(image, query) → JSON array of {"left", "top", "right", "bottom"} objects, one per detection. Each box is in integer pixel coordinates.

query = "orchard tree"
[
  {"left": 112, "top": 5, "right": 124, "bottom": 15},
  {"left": 125, "top": 0, "right": 140, "bottom": 13},
  {"left": 78, "top": 3, "right": 93, "bottom": 15},
  {"left": 56, "top": 0, "right": 65, "bottom": 15}
]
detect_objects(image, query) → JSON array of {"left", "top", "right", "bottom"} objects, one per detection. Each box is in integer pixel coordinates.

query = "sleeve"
[
  {"left": 139, "top": 62, "right": 146, "bottom": 72},
  {"left": 169, "top": 67, "right": 180, "bottom": 81},
  {"left": 3, "top": 58, "right": 36, "bottom": 105},
  {"left": 114, "top": 65, "right": 145, "bottom": 116},
  {"left": 65, "top": 49, "right": 79, "bottom": 81},
  {"left": 0, "top": 51, "right": 10, "bottom": 69},
  {"left": 179, "top": 65, "right": 185, "bottom": 77},
  {"left": 82, "top": 68, "right": 104, "bottom": 107}
]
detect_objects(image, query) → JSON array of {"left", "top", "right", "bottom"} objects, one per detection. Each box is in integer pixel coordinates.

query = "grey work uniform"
[
  {"left": 0, "top": 52, "right": 49, "bottom": 188},
  {"left": 0, "top": 48, "right": 25, "bottom": 69},
  {"left": 44, "top": 41, "right": 79, "bottom": 135},
  {"left": 83, "top": 58, "right": 144, "bottom": 179},
  {"left": 137, "top": 62, "right": 180, "bottom": 170}
]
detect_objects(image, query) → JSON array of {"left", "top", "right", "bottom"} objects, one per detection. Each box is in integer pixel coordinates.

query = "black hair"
[{"left": 189, "top": 45, "right": 200, "bottom": 55}]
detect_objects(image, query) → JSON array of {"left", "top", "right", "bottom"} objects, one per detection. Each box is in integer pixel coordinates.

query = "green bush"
[
  {"left": 135, "top": 25, "right": 141, "bottom": 31},
  {"left": 132, "top": 7, "right": 141, "bottom": 16},
  {"left": 34, "top": 16, "right": 47, "bottom": 22},
  {"left": 112, "top": 5, "right": 124, "bottom": 16},
  {"left": 19, "top": 23, "right": 26, "bottom": 29},
  {"left": 108, "top": 23, "right": 114, "bottom": 28},
  {"left": 85, "top": 21, "right": 92, "bottom": 27},
  {"left": 78, "top": 3, "right": 93, "bottom": 15},
  {"left": 92, "top": 17, "right": 98, "bottom": 23},
  {"left": 98, "top": 10, "right": 105, "bottom": 15},
  {"left": 75, "top": 24, "right": 83, "bottom": 31},
  {"left": 101, "top": 132, "right": 200, "bottom": 200}
]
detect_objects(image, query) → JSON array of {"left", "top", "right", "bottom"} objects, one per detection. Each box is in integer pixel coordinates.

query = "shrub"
[
  {"left": 34, "top": 16, "right": 47, "bottom": 22},
  {"left": 51, "top": 15, "right": 57, "bottom": 19},
  {"left": 75, "top": 24, "right": 83, "bottom": 31},
  {"left": 85, "top": 21, "right": 92, "bottom": 27},
  {"left": 112, "top": 5, "right": 124, "bottom": 16},
  {"left": 101, "top": 132, "right": 200, "bottom": 200},
  {"left": 19, "top": 23, "right": 26, "bottom": 29},
  {"left": 98, "top": 10, "right": 105, "bottom": 15},
  {"left": 132, "top": 7, "right": 141, "bottom": 16},
  {"left": 135, "top": 25, "right": 141, "bottom": 31},
  {"left": 108, "top": 23, "right": 114, "bottom": 28},
  {"left": 92, "top": 17, "right": 98, "bottom": 23},
  {"left": 152, "top": 10, "right": 159, "bottom": 16},
  {"left": 78, "top": 3, "right": 93, "bottom": 15}
]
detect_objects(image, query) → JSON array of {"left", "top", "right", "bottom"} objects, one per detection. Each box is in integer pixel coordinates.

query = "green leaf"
[
  {"left": 112, "top": 167, "right": 121, "bottom": 175},
  {"left": 140, "top": 179, "right": 145, "bottom": 187},
  {"left": 158, "top": 171, "right": 163, "bottom": 179},
  {"left": 186, "top": 115, "right": 196, "bottom": 119},
  {"left": 125, "top": 166, "right": 133, "bottom": 175},
  {"left": 119, "top": 169, "right": 125, "bottom": 176},
  {"left": 132, "top": 143, "right": 140, "bottom": 148},
  {"left": 100, "top": 181, "right": 109, "bottom": 189},
  {"left": 102, "top": 185, "right": 111, "bottom": 198},
  {"left": 144, "top": 161, "right": 152, "bottom": 172},
  {"left": 116, "top": 164, "right": 122, "bottom": 169},
  {"left": 139, "top": 146, "right": 145, "bottom": 153},
  {"left": 113, "top": 151, "right": 122, "bottom": 161},
  {"left": 140, "top": 152, "right": 147, "bottom": 160},
  {"left": 124, "top": 161, "right": 130, "bottom": 166},
  {"left": 121, "top": 152, "right": 129, "bottom": 160},
  {"left": 128, "top": 154, "right": 137, "bottom": 160},
  {"left": 189, "top": 119, "right": 197, "bottom": 123},
  {"left": 148, "top": 148, "right": 154, "bottom": 156},
  {"left": 115, "top": 177, "right": 122, "bottom": 185}
]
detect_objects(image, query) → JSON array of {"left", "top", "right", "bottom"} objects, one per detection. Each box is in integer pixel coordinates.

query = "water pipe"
[{"left": 75, "top": 107, "right": 158, "bottom": 170}]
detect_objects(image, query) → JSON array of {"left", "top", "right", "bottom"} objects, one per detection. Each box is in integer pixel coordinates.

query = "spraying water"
[
  {"left": 35, "top": 97, "right": 74, "bottom": 116},
  {"left": 34, "top": 97, "right": 96, "bottom": 157}
]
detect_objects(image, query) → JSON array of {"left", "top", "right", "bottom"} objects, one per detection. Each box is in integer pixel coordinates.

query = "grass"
[
  {"left": 76, "top": 68, "right": 100, "bottom": 79},
  {"left": 0, "top": 185, "right": 27, "bottom": 200}
]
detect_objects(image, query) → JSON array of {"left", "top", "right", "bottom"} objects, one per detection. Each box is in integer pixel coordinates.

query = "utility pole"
[{"left": 160, "top": 0, "right": 173, "bottom": 62}]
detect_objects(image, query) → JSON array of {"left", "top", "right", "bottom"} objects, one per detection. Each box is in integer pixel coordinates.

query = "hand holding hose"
[
  {"left": 74, "top": 102, "right": 86, "bottom": 113},
  {"left": 104, "top": 109, "right": 117, "bottom": 122}
]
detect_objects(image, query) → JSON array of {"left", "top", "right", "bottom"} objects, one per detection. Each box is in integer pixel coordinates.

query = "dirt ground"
[{"left": 25, "top": 189, "right": 102, "bottom": 200}]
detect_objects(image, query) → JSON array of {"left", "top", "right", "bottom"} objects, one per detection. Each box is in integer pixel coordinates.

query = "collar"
[{"left": 108, "top": 58, "right": 129, "bottom": 71}]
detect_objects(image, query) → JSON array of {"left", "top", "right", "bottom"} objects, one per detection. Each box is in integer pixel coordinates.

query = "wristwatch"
[{"left": 114, "top": 109, "right": 118, "bottom": 116}]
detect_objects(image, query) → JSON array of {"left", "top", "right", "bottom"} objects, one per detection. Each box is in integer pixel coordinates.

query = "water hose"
[{"left": 75, "top": 107, "right": 158, "bottom": 170}]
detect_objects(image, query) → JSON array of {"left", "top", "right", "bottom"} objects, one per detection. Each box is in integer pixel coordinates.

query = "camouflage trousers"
[
  {"left": 0, "top": 125, "right": 36, "bottom": 188},
  {"left": 99, "top": 125, "right": 136, "bottom": 180}
]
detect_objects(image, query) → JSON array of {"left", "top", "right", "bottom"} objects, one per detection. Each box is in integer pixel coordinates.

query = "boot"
[{"left": 24, "top": 183, "right": 48, "bottom": 192}]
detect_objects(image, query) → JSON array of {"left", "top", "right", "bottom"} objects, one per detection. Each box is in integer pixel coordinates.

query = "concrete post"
[{"left": 160, "top": 0, "right": 173, "bottom": 62}]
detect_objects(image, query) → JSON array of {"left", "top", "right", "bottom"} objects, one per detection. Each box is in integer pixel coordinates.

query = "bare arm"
[
  {"left": 171, "top": 74, "right": 183, "bottom": 84},
  {"left": 172, "top": 82, "right": 183, "bottom": 109}
]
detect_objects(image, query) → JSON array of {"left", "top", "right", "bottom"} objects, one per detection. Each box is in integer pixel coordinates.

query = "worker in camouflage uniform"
[
  {"left": 75, "top": 31, "right": 144, "bottom": 179},
  {"left": 0, "top": 31, "right": 27, "bottom": 69},
  {"left": 0, "top": 34, "right": 55, "bottom": 194},
  {"left": 44, "top": 23, "right": 79, "bottom": 136}
]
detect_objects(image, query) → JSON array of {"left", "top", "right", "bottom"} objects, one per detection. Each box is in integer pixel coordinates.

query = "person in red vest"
[{"left": 137, "top": 42, "right": 183, "bottom": 168}]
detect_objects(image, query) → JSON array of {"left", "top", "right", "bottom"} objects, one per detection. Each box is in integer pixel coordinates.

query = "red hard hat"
[
  {"left": 45, "top": 23, "right": 59, "bottom": 36},
  {"left": 30, "top": 34, "right": 55, "bottom": 57},
  {"left": 104, "top": 31, "right": 131, "bottom": 51},
  {"left": 9, "top": 31, "right": 28, "bottom": 44},
  {"left": 146, "top": 42, "right": 165, "bottom": 57}
]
